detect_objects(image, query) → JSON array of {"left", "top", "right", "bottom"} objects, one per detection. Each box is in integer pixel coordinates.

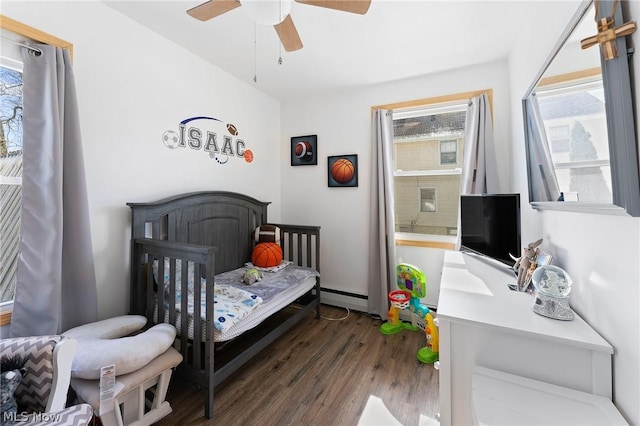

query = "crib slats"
[
  {"left": 192, "top": 260, "right": 202, "bottom": 369},
  {"left": 168, "top": 258, "right": 177, "bottom": 326},
  {"left": 180, "top": 259, "right": 189, "bottom": 364}
]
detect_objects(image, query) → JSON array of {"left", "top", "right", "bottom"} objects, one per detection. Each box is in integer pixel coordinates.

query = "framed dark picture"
[
  {"left": 328, "top": 154, "right": 358, "bottom": 187},
  {"left": 291, "top": 135, "right": 317, "bottom": 166}
]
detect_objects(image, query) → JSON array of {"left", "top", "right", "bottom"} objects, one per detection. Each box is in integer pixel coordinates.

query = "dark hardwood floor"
[{"left": 156, "top": 305, "right": 439, "bottom": 425}]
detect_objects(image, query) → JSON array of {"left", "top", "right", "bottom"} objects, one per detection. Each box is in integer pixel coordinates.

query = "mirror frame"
[{"left": 522, "top": 0, "right": 640, "bottom": 216}]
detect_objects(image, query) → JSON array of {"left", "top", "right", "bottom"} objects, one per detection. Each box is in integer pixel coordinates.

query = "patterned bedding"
[{"left": 155, "top": 260, "right": 319, "bottom": 333}]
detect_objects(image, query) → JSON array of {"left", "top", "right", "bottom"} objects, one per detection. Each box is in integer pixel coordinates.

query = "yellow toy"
[{"left": 380, "top": 263, "right": 439, "bottom": 364}]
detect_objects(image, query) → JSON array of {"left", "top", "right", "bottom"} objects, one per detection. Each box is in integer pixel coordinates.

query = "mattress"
[{"left": 154, "top": 263, "right": 318, "bottom": 342}]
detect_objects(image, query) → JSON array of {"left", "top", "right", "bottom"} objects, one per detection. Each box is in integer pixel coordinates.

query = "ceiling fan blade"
[
  {"left": 187, "top": 0, "right": 240, "bottom": 21},
  {"left": 295, "top": 0, "right": 371, "bottom": 15},
  {"left": 274, "top": 15, "right": 303, "bottom": 52}
]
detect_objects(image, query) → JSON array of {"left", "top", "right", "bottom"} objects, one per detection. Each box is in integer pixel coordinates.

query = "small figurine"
[
  {"left": 511, "top": 238, "right": 543, "bottom": 291},
  {"left": 241, "top": 268, "right": 263, "bottom": 285}
]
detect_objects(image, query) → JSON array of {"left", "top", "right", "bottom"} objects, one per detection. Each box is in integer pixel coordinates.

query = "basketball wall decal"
[
  {"left": 328, "top": 154, "right": 358, "bottom": 187},
  {"left": 251, "top": 242, "right": 283, "bottom": 268},
  {"left": 244, "top": 149, "right": 254, "bottom": 163}
]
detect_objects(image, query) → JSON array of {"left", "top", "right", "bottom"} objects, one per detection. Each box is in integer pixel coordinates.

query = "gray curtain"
[
  {"left": 460, "top": 93, "right": 500, "bottom": 195},
  {"left": 10, "top": 44, "right": 97, "bottom": 337},
  {"left": 524, "top": 94, "right": 561, "bottom": 201},
  {"left": 367, "top": 109, "right": 396, "bottom": 318}
]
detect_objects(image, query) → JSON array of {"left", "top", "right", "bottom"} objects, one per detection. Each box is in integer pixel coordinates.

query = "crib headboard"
[{"left": 128, "top": 191, "right": 270, "bottom": 274}]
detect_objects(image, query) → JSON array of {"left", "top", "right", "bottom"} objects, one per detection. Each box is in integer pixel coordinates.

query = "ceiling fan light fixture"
[{"left": 242, "top": 0, "right": 292, "bottom": 25}]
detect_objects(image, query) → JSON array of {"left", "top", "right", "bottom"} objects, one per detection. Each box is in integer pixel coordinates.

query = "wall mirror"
[{"left": 522, "top": 0, "right": 640, "bottom": 216}]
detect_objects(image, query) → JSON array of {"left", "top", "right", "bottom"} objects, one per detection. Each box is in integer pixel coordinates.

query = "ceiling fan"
[{"left": 187, "top": 0, "right": 371, "bottom": 52}]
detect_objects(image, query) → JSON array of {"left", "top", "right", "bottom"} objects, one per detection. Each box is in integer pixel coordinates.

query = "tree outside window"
[{"left": 0, "top": 65, "right": 23, "bottom": 303}]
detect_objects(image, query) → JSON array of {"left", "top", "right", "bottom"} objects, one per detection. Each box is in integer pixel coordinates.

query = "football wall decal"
[{"left": 226, "top": 123, "right": 238, "bottom": 135}]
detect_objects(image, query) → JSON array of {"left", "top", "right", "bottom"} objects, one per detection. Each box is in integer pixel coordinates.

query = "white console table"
[{"left": 437, "top": 251, "right": 614, "bottom": 426}]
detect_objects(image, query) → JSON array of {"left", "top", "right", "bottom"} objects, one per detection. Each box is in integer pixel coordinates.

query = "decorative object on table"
[
  {"left": 242, "top": 268, "right": 264, "bottom": 285},
  {"left": 522, "top": 250, "right": 553, "bottom": 294},
  {"left": 328, "top": 154, "right": 358, "bottom": 187},
  {"left": 531, "top": 265, "right": 575, "bottom": 321},
  {"left": 511, "top": 238, "right": 543, "bottom": 291},
  {"left": 291, "top": 135, "right": 317, "bottom": 166},
  {"left": 580, "top": 0, "right": 636, "bottom": 61},
  {"left": 380, "top": 263, "right": 439, "bottom": 364}
]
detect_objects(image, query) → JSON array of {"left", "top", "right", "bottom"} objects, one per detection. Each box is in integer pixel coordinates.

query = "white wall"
[
  {"left": 508, "top": 1, "right": 640, "bottom": 423},
  {"left": 2, "top": 1, "right": 282, "bottom": 321},
  {"left": 281, "top": 59, "right": 513, "bottom": 309}
]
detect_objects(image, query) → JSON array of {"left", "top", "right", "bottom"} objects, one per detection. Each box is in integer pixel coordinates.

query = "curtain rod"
[{"left": 0, "top": 36, "right": 42, "bottom": 55}]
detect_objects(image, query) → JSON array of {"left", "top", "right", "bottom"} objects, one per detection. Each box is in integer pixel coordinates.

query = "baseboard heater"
[{"left": 319, "top": 287, "right": 368, "bottom": 313}]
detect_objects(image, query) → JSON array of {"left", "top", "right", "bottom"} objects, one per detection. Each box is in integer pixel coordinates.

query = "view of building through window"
[
  {"left": 393, "top": 102, "right": 467, "bottom": 237},
  {"left": 535, "top": 79, "right": 611, "bottom": 203},
  {"left": 0, "top": 64, "right": 23, "bottom": 303}
]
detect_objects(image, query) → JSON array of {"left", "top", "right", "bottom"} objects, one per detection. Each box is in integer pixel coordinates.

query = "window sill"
[
  {"left": 0, "top": 303, "right": 12, "bottom": 326},
  {"left": 530, "top": 201, "right": 629, "bottom": 216},
  {"left": 395, "top": 232, "right": 457, "bottom": 250}
]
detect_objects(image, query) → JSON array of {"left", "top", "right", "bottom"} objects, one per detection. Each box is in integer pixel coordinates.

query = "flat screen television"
[{"left": 460, "top": 193, "right": 521, "bottom": 266}]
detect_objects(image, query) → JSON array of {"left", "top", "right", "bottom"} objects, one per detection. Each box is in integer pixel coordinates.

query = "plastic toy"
[{"left": 380, "top": 263, "right": 439, "bottom": 364}]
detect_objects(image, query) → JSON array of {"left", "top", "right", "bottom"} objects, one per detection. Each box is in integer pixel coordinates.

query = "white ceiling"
[{"left": 103, "top": 0, "right": 574, "bottom": 102}]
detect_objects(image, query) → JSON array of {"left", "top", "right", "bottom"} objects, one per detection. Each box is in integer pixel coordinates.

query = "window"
[
  {"left": 393, "top": 101, "right": 467, "bottom": 237},
  {"left": 439, "top": 140, "right": 457, "bottom": 164},
  {"left": 419, "top": 188, "right": 436, "bottom": 212},
  {"left": 1, "top": 60, "right": 23, "bottom": 305}
]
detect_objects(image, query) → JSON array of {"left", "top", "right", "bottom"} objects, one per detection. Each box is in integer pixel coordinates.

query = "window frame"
[{"left": 373, "top": 89, "right": 493, "bottom": 249}]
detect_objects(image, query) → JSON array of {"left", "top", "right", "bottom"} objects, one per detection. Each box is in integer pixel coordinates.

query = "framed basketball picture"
[
  {"left": 291, "top": 135, "right": 317, "bottom": 166},
  {"left": 328, "top": 154, "right": 358, "bottom": 187}
]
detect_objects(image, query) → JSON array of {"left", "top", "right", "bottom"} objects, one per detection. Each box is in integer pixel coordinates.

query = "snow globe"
[{"left": 531, "top": 265, "right": 574, "bottom": 320}]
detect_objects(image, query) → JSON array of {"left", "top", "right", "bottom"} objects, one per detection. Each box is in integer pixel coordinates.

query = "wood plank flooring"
[{"left": 156, "top": 305, "right": 439, "bottom": 425}]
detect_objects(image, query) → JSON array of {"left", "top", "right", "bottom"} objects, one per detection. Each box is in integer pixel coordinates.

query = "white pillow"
[
  {"left": 64, "top": 315, "right": 147, "bottom": 340},
  {"left": 66, "top": 319, "right": 176, "bottom": 380}
]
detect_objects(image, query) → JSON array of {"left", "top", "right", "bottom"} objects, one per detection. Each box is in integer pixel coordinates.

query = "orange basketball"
[
  {"left": 244, "top": 149, "right": 254, "bottom": 163},
  {"left": 331, "top": 158, "right": 355, "bottom": 184},
  {"left": 251, "top": 242, "right": 283, "bottom": 268}
]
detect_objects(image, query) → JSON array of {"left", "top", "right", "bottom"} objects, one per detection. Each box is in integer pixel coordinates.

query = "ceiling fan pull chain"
[
  {"left": 253, "top": 22, "right": 258, "bottom": 83},
  {"left": 278, "top": 0, "right": 284, "bottom": 64}
]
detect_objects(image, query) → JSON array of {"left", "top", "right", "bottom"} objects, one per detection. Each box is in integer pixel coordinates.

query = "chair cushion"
[
  {"left": 65, "top": 319, "right": 176, "bottom": 380},
  {"left": 0, "top": 336, "right": 61, "bottom": 413},
  {"left": 71, "top": 347, "right": 183, "bottom": 409}
]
